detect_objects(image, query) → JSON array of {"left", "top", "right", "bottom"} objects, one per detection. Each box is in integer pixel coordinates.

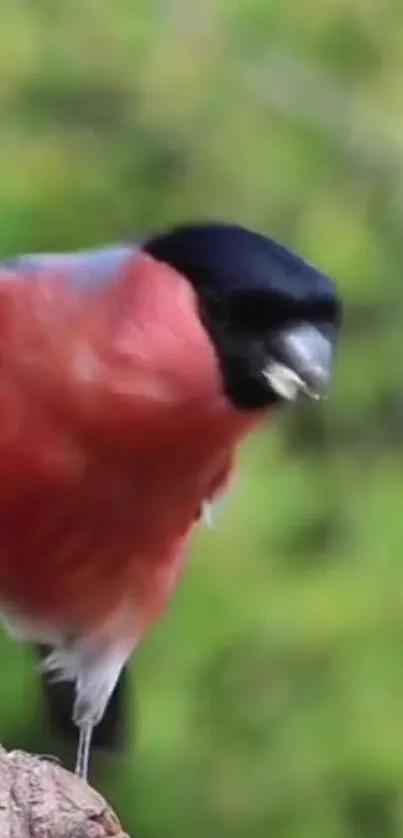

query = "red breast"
[{"left": 0, "top": 253, "right": 264, "bottom": 639}]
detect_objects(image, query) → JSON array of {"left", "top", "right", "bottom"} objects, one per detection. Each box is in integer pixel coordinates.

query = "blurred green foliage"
[{"left": 1, "top": 1, "right": 403, "bottom": 836}]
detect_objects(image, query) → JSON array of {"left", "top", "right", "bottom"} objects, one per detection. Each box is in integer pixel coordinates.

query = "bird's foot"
[{"left": 38, "top": 753, "right": 63, "bottom": 766}]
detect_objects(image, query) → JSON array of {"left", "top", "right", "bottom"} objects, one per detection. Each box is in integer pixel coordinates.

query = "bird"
[{"left": 0, "top": 222, "right": 342, "bottom": 781}]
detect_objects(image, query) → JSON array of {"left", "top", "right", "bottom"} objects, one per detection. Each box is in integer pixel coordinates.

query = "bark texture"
[{"left": 0, "top": 746, "right": 129, "bottom": 837}]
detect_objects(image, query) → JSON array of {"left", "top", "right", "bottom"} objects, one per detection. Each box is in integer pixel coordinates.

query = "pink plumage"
[{"left": 0, "top": 252, "right": 262, "bottom": 640}]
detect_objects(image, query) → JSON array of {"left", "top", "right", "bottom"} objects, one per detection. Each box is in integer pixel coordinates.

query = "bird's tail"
[{"left": 35, "top": 644, "right": 130, "bottom": 752}]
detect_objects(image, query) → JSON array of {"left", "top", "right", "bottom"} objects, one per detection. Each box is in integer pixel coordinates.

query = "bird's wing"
[{"left": 0, "top": 244, "right": 137, "bottom": 291}]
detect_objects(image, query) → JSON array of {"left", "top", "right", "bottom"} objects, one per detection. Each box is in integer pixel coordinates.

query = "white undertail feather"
[
  {"left": 38, "top": 641, "right": 131, "bottom": 727},
  {"left": 0, "top": 606, "right": 132, "bottom": 729},
  {"left": 0, "top": 607, "right": 64, "bottom": 646}
]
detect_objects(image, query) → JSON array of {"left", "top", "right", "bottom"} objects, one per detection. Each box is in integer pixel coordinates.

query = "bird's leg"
[
  {"left": 75, "top": 723, "right": 93, "bottom": 780},
  {"left": 39, "top": 639, "right": 131, "bottom": 782}
]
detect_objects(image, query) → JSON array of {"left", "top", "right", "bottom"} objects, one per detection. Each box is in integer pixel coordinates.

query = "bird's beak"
[{"left": 263, "top": 323, "right": 335, "bottom": 401}]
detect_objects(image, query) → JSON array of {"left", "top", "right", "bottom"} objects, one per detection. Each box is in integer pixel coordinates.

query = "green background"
[{"left": 0, "top": 2, "right": 402, "bottom": 836}]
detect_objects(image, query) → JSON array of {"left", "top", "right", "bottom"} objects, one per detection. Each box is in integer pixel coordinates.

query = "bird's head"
[{"left": 144, "top": 222, "right": 342, "bottom": 411}]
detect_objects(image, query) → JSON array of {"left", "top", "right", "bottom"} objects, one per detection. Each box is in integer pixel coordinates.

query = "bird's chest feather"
[
  {"left": 0, "top": 255, "right": 262, "bottom": 635},
  {"left": 0, "top": 415, "right": 243, "bottom": 633}
]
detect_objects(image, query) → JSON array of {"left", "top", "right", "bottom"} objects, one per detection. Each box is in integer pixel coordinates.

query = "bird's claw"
[{"left": 38, "top": 753, "right": 63, "bottom": 766}]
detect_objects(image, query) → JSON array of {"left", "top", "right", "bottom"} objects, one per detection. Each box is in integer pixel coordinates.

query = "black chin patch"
[
  {"left": 200, "top": 306, "right": 282, "bottom": 411},
  {"left": 221, "top": 365, "right": 280, "bottom": 411}
]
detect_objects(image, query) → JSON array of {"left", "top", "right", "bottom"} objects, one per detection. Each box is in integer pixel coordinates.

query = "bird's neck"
[{"left": 113, "top": 252, "right": 267, "bottom": 442}]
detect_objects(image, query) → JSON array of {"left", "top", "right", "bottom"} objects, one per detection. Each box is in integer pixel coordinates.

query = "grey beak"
[{"left": 263, "top": 323, "right": 335, "bottom": 401}]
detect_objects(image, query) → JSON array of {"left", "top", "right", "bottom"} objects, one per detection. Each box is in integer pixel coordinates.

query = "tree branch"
[{"left": 0, "top": 745, "right": 129, "bottom": 837}]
